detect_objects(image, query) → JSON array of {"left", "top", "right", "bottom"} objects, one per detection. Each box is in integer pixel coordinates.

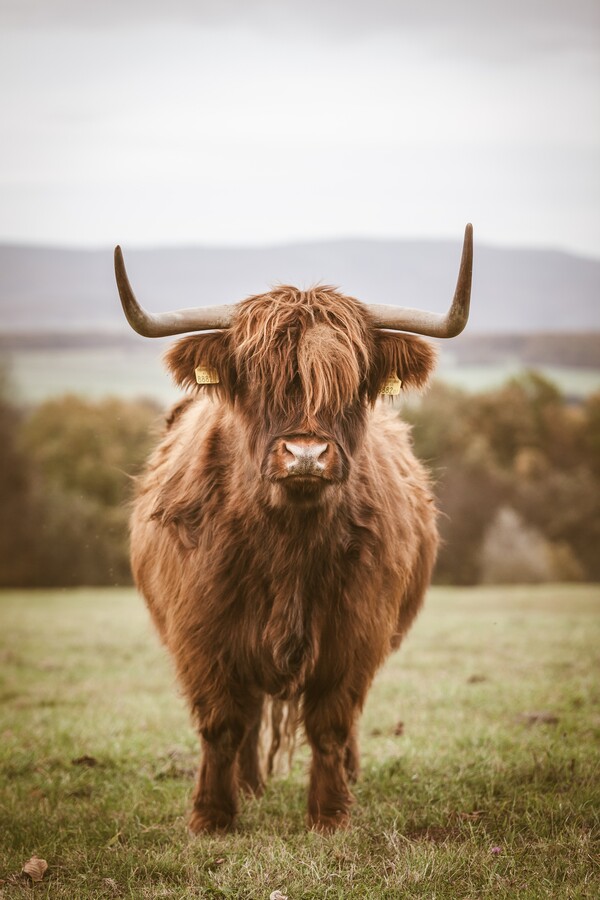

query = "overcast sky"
[{"left": 1, "top": 1, "right": 598, "bottom": 256}]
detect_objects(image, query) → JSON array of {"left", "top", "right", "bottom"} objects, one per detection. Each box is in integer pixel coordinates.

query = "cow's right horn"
[
  {"left": 367, "top": 223, "right": 473, "bottom": 338},
  {"left": 114, "top": 246, "right": 236, "bottom": 336}
]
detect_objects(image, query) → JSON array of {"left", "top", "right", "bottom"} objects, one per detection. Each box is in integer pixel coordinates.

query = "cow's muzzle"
[
  {"left": 265, "top": 436, "right": 343, "bottom": 486},
  {"left": 283, "top": 440, "right": 329, "bottom": 477}
]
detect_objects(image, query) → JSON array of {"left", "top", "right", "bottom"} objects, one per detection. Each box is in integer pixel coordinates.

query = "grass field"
[{"left": 1, "top": 585, "right": 598, "bottom": 898}]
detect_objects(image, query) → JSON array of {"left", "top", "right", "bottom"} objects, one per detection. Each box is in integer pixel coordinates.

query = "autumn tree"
[
  {"left": 0, "top": 390, "right": 160, "bottom": 587},
  {"left": 406, "top": 373, "right": 599, "bottom": 583}
]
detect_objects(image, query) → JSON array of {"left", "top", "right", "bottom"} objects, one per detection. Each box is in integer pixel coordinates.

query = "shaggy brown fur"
[{"left": 131, "top": 285, "right": 439, "bottom": 833}]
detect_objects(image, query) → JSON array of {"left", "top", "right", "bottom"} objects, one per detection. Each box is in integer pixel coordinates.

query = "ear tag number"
[
  {"left": 194, "top": 366, "right": 220, "bottom": 385},
  {"left": 380, "top": 375, "right": 402, "bottom": 395}
]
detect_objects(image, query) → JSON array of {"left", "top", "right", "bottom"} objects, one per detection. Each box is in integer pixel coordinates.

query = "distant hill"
[{"left": 1, "top": 239, "right": 599, "bottom": 335}]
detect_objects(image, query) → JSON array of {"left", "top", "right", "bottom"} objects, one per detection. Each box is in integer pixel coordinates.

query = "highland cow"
[{"left": 114, "top": 225, "right": 473, "bottom": 833}]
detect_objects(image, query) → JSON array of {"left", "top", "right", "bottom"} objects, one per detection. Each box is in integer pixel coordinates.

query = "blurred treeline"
[
  {"left": 405, "top": 372, "right": 600, "bottom": 584},
  {"left": 0, "top": 380, "right": 160, "bottom": 587},
  {"left": 0, "top": 370, "right": 599, "bottom": 587}
]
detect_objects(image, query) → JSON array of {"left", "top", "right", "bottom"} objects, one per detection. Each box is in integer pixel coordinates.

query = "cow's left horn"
[
  {"left": 367, "top": 223, "right": 473, "bottom": 337},
  {"left": 114, "top": 246, "right": 236, "bottom": 336}
]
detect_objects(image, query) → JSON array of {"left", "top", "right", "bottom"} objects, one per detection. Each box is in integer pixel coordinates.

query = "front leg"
[
  {"left": 189, "top": 695, "right": 262, "bottom": 834},
  {"left": 344, "top": 722, "right": 360, "bottom": 784},
  {"left": 237, "top": 698, "right": 265, "bottom": 797},
  {"left": 303, "top": 690, "right": 358, "bottom": 832}
]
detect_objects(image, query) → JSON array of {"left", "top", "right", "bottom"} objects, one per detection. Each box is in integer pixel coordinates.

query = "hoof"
[
  {"left": 188, "top": 806, "right": 236, "bottom": 835},
  {"left": 308, "top": 809, "right": 350, "bottom": 833}
]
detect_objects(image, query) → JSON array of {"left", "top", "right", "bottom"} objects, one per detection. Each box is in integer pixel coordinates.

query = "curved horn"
[
  {"left": 114, "top": 246, "right": 236, "bottom": 336},
  {"left": 367, "top": 223, "right": 473, "bottom": 337}
]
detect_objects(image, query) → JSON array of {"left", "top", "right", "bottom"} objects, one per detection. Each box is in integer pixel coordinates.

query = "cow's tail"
[{"left": 259, "top": 698, "right": 299, "bottom": 778}]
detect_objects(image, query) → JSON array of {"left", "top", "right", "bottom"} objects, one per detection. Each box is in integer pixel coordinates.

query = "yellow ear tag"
[
  {"left": 380, "top": 374, "right": 402, "bottom": 396},
  {"left": 194, "top": 366, "right": 220, "bottom": 385}
]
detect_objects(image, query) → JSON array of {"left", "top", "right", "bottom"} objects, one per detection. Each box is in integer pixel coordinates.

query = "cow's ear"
[
  {"left": 368, "top": 331, "right": 437, "bottom": 401},
  {"left": 163, "top": 331, "right": 237, "bottom": 402}
]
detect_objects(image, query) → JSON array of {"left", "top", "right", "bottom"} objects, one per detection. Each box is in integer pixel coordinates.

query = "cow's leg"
[
  {"left": 189, "top": 696, "right": 261, "bottom": 834},
  {"left": 303, "top": 691, "right": 358, "bottom": 832},
  {"left": 237, "top": 698, "right": 265, "bottom": 796},
  {"left": 344, "top": 721, "right": 360, "bottom": 784}
]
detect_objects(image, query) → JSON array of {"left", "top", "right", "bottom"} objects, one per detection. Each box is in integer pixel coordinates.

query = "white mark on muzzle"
[{"left": 284, "top": 442, "right": 328, "bottom": 475}]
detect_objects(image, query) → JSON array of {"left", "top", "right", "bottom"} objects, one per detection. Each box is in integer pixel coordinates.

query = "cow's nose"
[{"left": 284, "top": 441, "right": 329, "bottom": 475}]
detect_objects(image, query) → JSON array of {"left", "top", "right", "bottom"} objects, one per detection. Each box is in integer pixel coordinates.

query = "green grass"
[{"left": 1, "top": 585, "right": 599, "bottom": 898}]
